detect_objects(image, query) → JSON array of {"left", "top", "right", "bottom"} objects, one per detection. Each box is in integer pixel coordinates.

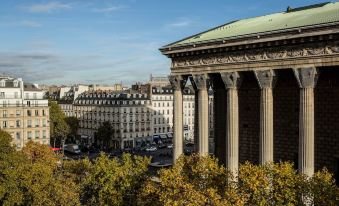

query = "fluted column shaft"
[
  {"left": 259, "top": 87, "right": 274, "bottom": 164},
  {"left": 169, "top": 75, "right": 187, "bottom": 163},
  {"left": 226, "top": 88, "right": 239, "bottom": 172},
  {"left": 198, "top": 88, "right": 209, "bottom": 155},
  {"left": 299, "top": 87, "right": 314, "bottom": 176},
  {"left": 192, "top": 74, "right": 210, "bottom": 156},
  {"left": 221, "top": 72, "right": 241, "bottom": 173},
  {"left": 173, "top": 88, "right": 183, "bottom": 161},
  {"left": 255, "top": 70, "right": 275, "bottom": 164},
  {"left": 294, "top": 67, "right": 317, "bottom": 177}
]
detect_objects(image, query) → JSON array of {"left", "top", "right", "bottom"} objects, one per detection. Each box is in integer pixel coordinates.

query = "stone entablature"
[{"left": 171, "top": 38, "right": 339, "bottom": 72}]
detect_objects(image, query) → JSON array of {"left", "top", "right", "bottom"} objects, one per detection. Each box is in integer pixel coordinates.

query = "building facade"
[
  {"left": 161, "top": 2, "right": 339, "bottom": 180},
  {"left": 151, "top": 86, "right": 196, "bottom": 141},
  {"left": 73, "top": 91, "right": 152, "bottom": 149},
  {"left": 0, "top": 76, "right": 50, "bottom": 149}
]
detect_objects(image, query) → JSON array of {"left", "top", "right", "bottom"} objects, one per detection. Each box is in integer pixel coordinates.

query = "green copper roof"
[{"left": 166, "top": 2, "right": 339, "bottom": 47}]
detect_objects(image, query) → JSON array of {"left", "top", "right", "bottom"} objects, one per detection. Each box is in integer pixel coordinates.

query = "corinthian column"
[
  {"left": 192, "top": 74, "right": 210, "bottom": 155},
  {"left": 169, "top": 75, "right": 187, "bottom": 163},
  {"left": 221, "top": 72, "right": 241, "bottom": 173},
  {"left": 255, "top": 70, "right": 276, "bottom": 164},
  {"left": 294, "top": 67, "right": 318, "bottom": 177}
]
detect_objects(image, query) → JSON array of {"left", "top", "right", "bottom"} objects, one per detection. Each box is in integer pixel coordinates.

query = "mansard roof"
[{"left": 161, "top": 2, "right": 339, "bottom": 50}]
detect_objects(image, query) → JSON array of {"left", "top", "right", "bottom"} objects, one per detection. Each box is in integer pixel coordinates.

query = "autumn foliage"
[
  {"left": 1, "top": 130, "right": 338, "bottom": 205},
  {"left": 141, "top": 154, "right": 339, "bottom": 206}
]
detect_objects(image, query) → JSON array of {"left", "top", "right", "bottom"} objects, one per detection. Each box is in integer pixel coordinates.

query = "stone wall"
[
  {"left": 315, "top": 68, "right": 339, "bottom": 175},
  {"left": 273, "top": 70, "right": 299, "bottom": 166},
  {"left": 238, "top": 71, "right": 260, "bottom": 164}
]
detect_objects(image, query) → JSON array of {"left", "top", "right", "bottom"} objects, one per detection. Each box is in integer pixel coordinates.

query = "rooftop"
[{"left": 163, "top": 2, "right": 339, "bottom": 48}]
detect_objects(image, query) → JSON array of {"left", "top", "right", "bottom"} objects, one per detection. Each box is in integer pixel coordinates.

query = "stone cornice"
[{"left": 171, "top": 41, "right": 339, "bottom": 69}]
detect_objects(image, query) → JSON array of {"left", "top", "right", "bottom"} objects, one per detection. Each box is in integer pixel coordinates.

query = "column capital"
[
  {"left": 293, "top": 67, "right": 318, "bottom": 88},
  {"left": 169, "top": 75, "right": 187, "bottom": 91},
  {"left": 220, "top": 72, "right": 241, "bottom": 89},
  {"left": 254, "top": 69, "right": 276, "bottom": 89},
  {"left": 192, "top": 74, "right": 210, "bottom": 90}
]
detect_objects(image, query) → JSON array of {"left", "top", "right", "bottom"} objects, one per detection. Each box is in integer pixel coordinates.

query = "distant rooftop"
[
  {"left": 24, "top": 83, "right": 41, "bottom": 91},
  {"left": 163, "top": 2, "right": 339, "bottom": 48}
]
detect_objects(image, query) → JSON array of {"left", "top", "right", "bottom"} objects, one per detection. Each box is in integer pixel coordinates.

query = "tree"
[
  {"left": 140, "top": 154, "right": 244, "bottom": 206},
  {"left": 80, "top": 153, "right": 150, "bottom": 206},
  {"left": 65, "top": 116, "right": 80, "bottom": 143},
  {"left": 140, "top": 155, "right": 339, "bottom": 206},
  {"left": 50, "top": 101, "right": 70, "bottom": 147},
  {"left": 96, "top": 121, "right": 113, "bottom": 150},
  {"left": 0, "top": 139, "right": 80, "bottom": 206}
]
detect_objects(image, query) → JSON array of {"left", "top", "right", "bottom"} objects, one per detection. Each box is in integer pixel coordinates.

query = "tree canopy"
[
  {"left": 96, "top": 121, "right": 114, "bottom": 150},
  {"left": 0, "top": 131, "right": 80, "bottom": 206},
  {"left": 1, "top": 128, "right": 338, "bottom": 206},
  {"left": 49, "top": 101, "right": 70, "bottom": 147},
  {"left": 140, "top": 154, "right": 339, "bottom": 206},
  {"left": 65, "top": 116, "right": 80, "bottom": 143}
]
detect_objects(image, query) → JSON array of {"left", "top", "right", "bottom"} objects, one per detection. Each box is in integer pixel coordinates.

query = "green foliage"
[
  {"left": 49, "top": 101, "right": 70, "bottom": 147},
  {"left": 0, "top": 132, "right": 338, "bottom": 206},
  {"left": 79, "top": 153, "right": 150, "bottom": 206},
  {"left": 0, "top": 139, "right": 80, "bottom": 206},
  {"left": 65, "top": 116, "right": 80, "bottom": 142},
  {"left": 140, "top": 154, "right": 245, "bottom": 206},
  {"left": 96, "top": 121, "right": 114, "bottom": 149},
  {"left": 141, "top": 155, "right": 339, "bottom": 206},
  {"left": 309, "top": 169, "right": 339, "bottom": 206}
]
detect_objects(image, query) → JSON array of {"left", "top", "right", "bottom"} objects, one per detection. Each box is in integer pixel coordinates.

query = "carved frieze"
[{"left": 172, "top": 43, "right": 339, "bottom": 68}]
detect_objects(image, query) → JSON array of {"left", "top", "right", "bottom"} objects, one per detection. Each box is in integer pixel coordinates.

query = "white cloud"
[
  {"left": 166, "top": 18, "right": 194, "bottom": 28},
  {"left": 23, "top": 2, "right": 71, "bottom": 13},
  {"left": 21, "top": 20, "right": 42, "bottom": 28},
  {"left": 93, "top": 5, "right": 125, "bottom": 13}
]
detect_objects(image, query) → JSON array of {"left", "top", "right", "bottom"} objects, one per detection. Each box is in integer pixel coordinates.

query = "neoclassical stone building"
[{"left": 161, "top": 2, "right": 339, "bottom": 179}]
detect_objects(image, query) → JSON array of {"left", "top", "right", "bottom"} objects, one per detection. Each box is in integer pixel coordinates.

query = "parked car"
[
  {"left": 167, "top": 144, "right": 173, "bottom": 149},
  {"left": 64, "top": 144, "right": 81, "bottom": 154},
  {"left": 146, "top": 146, "right": 157, "bottom": 152}
]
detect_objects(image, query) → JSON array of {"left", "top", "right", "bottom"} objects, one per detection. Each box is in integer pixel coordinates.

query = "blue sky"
[{"left": 0, "top": 0, "right": 331, "bottom": 85}]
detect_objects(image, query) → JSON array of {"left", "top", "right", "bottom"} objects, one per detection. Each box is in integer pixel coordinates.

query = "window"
[
  {"left": 16, "top": 120, "right": 20, "bottom": 128},
  {"left": 42, "top": 119, "right": 46, "bottom": 127},
  {"left": 16, "top": 132, "right": 20, "bottom": 140},
  {"left": 42, "top": 110, "right": 45, "bottom": 116},
  {"left": 3, "top": 110, "right": 7, "bottom": 117},
  {"left": 27, "top": 110, "right": 31, "bottom": 116},
  {"left": 27, "top": 131, "right": 32, "bottom": 139},
  {"left": 0, "top": 92, "right": 5, "bottom": 98},
  {"left": 35, "top": 110, "right": 39, "bottom": 116},
  {"left": 35, "top": 131, "right": 39, "bottom": 139},
  {"left": 27, "top": 120, "right": 32, "bottom": 127},
  {"left": 2, "top": 121, "right": 7, "bottom": 128},
  {"left": 16, "top": 110, "right": 20, "bottom": 116},
  {"left": 16, "top": 101, "right": 20, "bottom": 107},
  {"left": 35, "top": 119, "right": 39, "bottom": 127}
]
